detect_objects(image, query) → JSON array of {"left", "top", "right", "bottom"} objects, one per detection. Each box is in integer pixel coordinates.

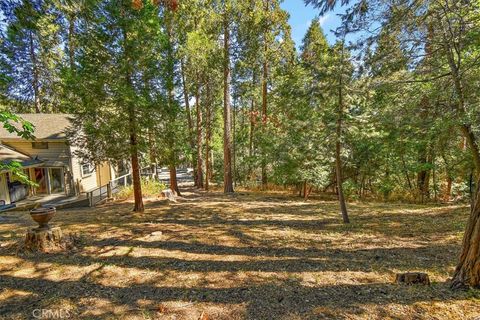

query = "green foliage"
[
  {"left": 64, "top": 0, "right": 168, "bottom": 165},
  {"left": 116, "top": 178, "right": 166, "bottom": 200},
  {"left": 0, "top": 111, "right": 35, "bottom": 140},
  {"left": 0, "top": 111, "right": 36, "bottom": 185},
  {"left": 0, "top": 0, "right": 63, "bottom": 112},
  {"left": 0, "top": 0, "right": 479, "bottom": 205}
]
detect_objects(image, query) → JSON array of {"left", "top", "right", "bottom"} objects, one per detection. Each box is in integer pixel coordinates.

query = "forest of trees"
[{"left": 1, "top": 0, "right": 479, "bottom": 288}]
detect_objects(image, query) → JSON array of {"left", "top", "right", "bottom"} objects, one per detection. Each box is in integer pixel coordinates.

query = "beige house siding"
[
  {"left": 70, "top": 146, "right": 98, "bottom": 192},
  {"left": 96, "top": 162, "right": 113, "bottom": 187},
  {"left": 1, "top": 141, "right": 70, "bottom": 165},
  {"left": 0, "top": 173, "right": 11, "bottom": 204}
]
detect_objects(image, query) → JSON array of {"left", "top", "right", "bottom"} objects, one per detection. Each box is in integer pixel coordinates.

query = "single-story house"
[{"left": 0, "top": 113, "right": 123, "bottom": 205}]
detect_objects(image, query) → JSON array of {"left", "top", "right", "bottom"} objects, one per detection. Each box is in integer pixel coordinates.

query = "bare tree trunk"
[
  {"left": 248, "top": 73, "right": 256, "bottom": 180},
  {"left": 401, "top": 154, "right": 414, "bottom": 193},
  {"left": 165, "top": 14, "right": 181, "bottom": 196},
  {"left": 261, "top": 0, "right": 269, "bottom": 190},
  {"left": 205, "top": 135, "right": 210, "bottom": 191},
  {"left": 440, "top": 18, "right": 480, "bottom": 287},
  {"left": 445, "top": 176, "right": 452, "bottom": 202},
  {"left": 127, "top": 97, "right": 144, "bottom": 213},
  {"left": 461, "top": 125, "right": 480, "bottom": 175},
  {"left": 336, "top": 47, "right": 349, "bottom": 224},
  {"left": 335, "top": 117, "right": 349, "bottom": 223},
  {"left": 249, "top": 96, "right": 255, "bottom": 159},
  {"left": 233, "top": 93, "right": 237, "bottom": 187},
  {"left": 432, "top": 153, "right": 438, "bottom": 202},
  {"left": 122, "top": 24, "right": 143, "bottom": 213},
  {"left": 29, "top": 32, "right": 41, "bottom": 113},
  {"left": 205, "top": 79, "right": 212, "bottom": 191},
  {"left": 169, "top": 165, "right": 181, "bottom": 195},
  {"left": 68, "top": 14, "right": 75, "bottom": 71},
  {"left": 195, "top": 79, "right": 204, "bottom": 188},
  {"left": 148, "top": 130, "right": 158, "bottom": 179},
  {"left": 223, "top": 8, "right": 234, "bottom": 193},
  {"left": 452, "top": 185, "right": 480, "bottom": 288},
  {"left": 181, "top": 59, "right": 197, "bottom": 184},
  {"left": 307, "top": 185, "right": 313, "bottom": 199}
]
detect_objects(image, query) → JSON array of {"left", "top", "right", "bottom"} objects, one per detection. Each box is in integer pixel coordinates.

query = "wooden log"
[
  {"left": 25, "top": 227, "right": 63, "bottom": 252},
  {"left": 395, "top": 272, "right": 430, "bottom": 285}
]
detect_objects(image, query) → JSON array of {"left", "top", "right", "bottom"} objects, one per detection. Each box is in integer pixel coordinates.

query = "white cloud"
[
  {"left": 304, "top": 13, "right": 331, "bottom": 29},
  {"left": 318, "top": 13, "right": 331, "bottom": 26}
]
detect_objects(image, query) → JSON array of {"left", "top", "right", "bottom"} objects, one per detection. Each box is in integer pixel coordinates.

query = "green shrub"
[{"left": 116, "top": 178, "right": 166, "bottom": 200}]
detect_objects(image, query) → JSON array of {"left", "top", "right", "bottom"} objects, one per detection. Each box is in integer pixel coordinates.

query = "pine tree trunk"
[
  {"left": 223, "top": 8, "right": 234, "bottom": 193},
  {"left": 148, "top": 130, "right": 158, "bottom": 179},
  {"left": 164, "top": 13, "right": 181, "bottom": 197},
  {"left": 29, "top": 32, "right": 41, "bottom": 113},
  {"left": 68, "top": 14, "right": 75, "bottom": 71},
  {"left": 205, "top": 79, "right": 212, "bottom": 192},
  {"left": 205, "top": 137, "right": 210, "bottom": 192},
  {"left": 181, "top": 59, "right": 197, "bottom": 184},
  {"left": 336, "top": 57, "right": 349, "bottom": 224},
  {"left": 129, "top": 119, "right": 144, "bottom": 213},
  {"left": 445, "top": 176, "right": 452, "bottom": 202},
  {"left": 233, "top": 92, "right": 237, "bottom": 187},
  {"left": 121, "top": 22, "right": 144, "bottom": 213},
  {"left": 169, "top": 165, "right": 180, "bottom": 196},
  {"left": 248, "top": 74, "right": 256, "bottom": 180},
  {"left": 261, "top": 0, "right": 269, "bottom": 190},
  {"left": 443, "top": 29, "right": 480, "bottom": 287},
  {"left": 195, "top": 79, "right": 204, "bottom": 188},
  {"left": 335, "top": 124, "right": 349, "bottom": 224},
  {"left": 417, "top": 146, "right": 432, "bottom": 203},
  {"left": 451, "top": 186, "right": 480, "bottom": 288}
]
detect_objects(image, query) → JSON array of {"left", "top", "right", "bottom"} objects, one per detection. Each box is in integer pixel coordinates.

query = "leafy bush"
[{"left": 116, "top": 178, "right": 166, "bottom": 200}]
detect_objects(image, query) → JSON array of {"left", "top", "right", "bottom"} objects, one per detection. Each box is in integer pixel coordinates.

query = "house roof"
[
  {"left": 0, "top": 113, "right": 74, "bottom": 141},
  {"left": 0, "top": 144, "right": 43, "bottom": 170}
]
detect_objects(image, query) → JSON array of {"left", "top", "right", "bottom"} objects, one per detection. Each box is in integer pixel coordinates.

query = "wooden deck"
[{"left": 1, "top": 193, "right": 89, "bottom": 212}]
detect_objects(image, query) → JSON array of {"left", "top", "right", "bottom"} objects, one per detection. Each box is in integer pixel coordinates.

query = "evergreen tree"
[
  {"left": 67, "top": 0, "right": 167, "bottom": 212},
  {"left": 0, "top": 0, "right": 63, "bottom": 113}
]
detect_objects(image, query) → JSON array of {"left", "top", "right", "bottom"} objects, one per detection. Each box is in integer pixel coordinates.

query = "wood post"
[{"left": 107, "top": 182, "right": 112, "bottom": 199}]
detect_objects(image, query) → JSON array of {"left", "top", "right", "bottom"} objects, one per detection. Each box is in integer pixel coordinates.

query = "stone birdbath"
[
  {"left": 30, "top": 206, "right": 56, "bottom": 230},
  {"left": 25, "top": 206, "right": 63, "bottom": 252}
]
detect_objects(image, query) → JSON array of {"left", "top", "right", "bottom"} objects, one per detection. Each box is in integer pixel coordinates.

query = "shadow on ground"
[{"left": 0, "top": 187, "right": 477, "bottom": 319}]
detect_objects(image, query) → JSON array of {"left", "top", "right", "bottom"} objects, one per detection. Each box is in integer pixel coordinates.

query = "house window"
[
  {"left": 81, "top": 163, "right": 93, "bottom": 177},
  {"left": 32, "top": 142, "right": 48, "bottom": 149}
]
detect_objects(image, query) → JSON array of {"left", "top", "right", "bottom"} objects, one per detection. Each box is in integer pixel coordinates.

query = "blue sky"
[{"left": 280, "top": 0, "right": 345, "bottom": 48}]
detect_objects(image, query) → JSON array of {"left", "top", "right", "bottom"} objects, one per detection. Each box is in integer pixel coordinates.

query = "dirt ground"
[{"left": 0, "top": 188, "right": 479, "bottom": 319}]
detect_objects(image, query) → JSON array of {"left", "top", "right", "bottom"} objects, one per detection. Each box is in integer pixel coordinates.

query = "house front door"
[
  {"left": 34, "top": 168, "right": 48, "bottom": 194},
  {"left": 49, "top": 168, "right": 65, "bottom": 193}
]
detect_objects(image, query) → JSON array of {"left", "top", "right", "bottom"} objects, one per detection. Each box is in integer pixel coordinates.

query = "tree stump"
[
  {"left": 25, "top": 227, "right": 64, "bottom": 252},
  {"left": 395, "top": 272, "right": 430, "bottom": 285},
  {"left": 161, "top": 189, "right": 177, "bottom": 202}
]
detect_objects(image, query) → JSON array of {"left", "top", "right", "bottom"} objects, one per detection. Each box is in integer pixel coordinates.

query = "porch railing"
[
  {"left": 110, "top": 172, "right": 133, "bottom": 195},
  {"left": 86, "top": 183, "right": 111, "bottom": 207},
  {"left": 86, "top": 172, "right": 132, "bottom": 207},
  {"left": 86, "top": 167, "right": 191, "bottom": 207}
]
